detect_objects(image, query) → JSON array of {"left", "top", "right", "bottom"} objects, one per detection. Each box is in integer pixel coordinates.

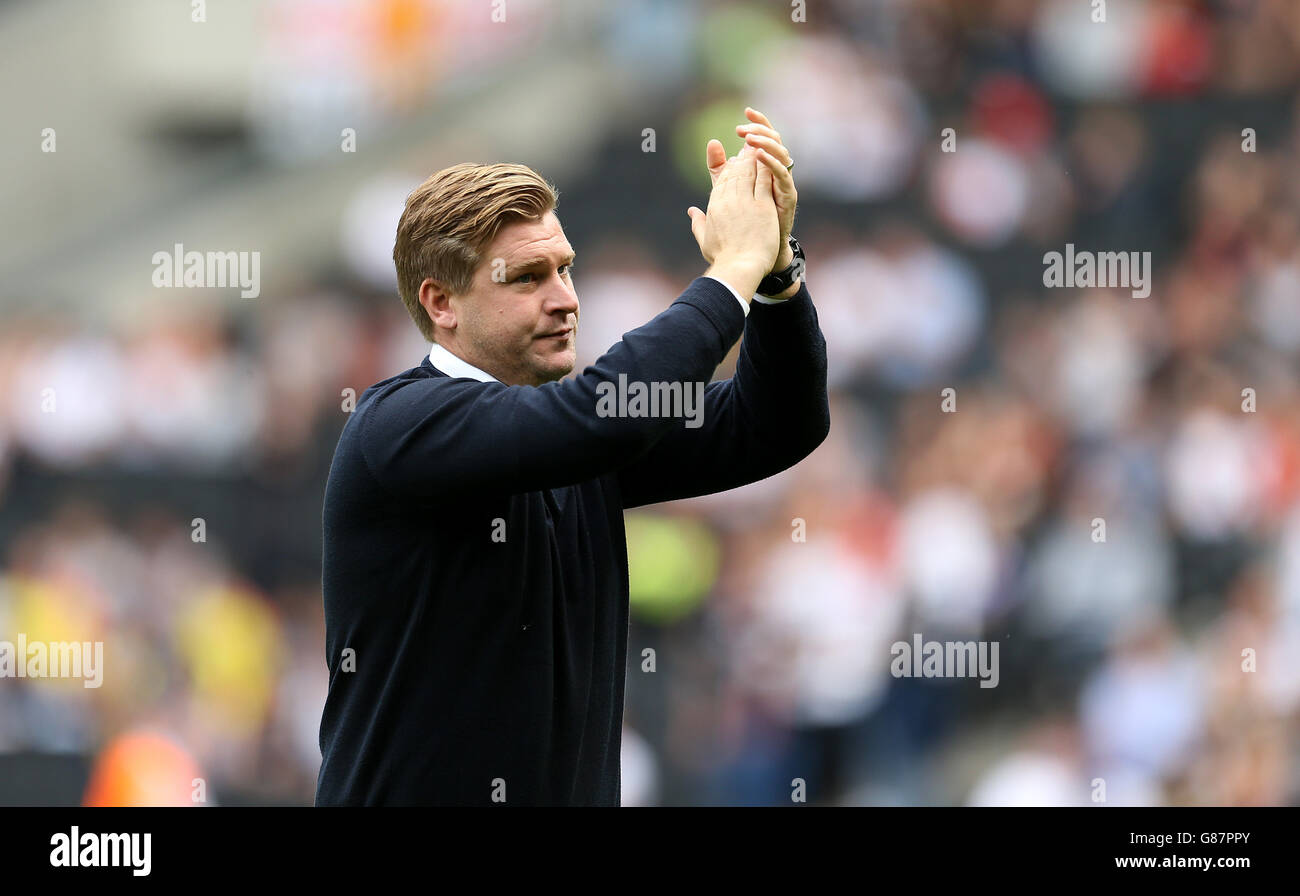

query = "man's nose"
[{"left": 544, "top": 276, "right": 579, "bottom": 315}]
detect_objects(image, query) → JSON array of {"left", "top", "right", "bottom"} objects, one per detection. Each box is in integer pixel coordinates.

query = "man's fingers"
[
  {"left": 741, "top": 153, "right": 758, "bottom": 185},
  {"left": 720, "top": 154, "right": 747, "bottom": 197},
  {"left": 754, "top": 152, "right": 773, "bottom": 200},
  {"left": 738, "top": 122, "right": 783, "bottom": 148},
  {"left": 742, "top": 133, "right": 792, "bottom": 168},
  {"left": 715, "top": 153, "right": 742, "bottom": 186},
  {"left": 754, "top": 146, "right": 795, "bottom": 194},
  {"left": 745, "top": 106, "right": 774, "bottom": 129}
]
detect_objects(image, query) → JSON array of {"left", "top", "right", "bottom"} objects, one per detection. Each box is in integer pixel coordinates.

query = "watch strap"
[{"left": 757, "top": 235, "right": 805, "bottom": 297}]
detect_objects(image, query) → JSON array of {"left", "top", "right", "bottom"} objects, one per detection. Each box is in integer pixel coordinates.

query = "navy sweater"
[{"left": 315, "top": 276, "right": 829, "bottom": 806}]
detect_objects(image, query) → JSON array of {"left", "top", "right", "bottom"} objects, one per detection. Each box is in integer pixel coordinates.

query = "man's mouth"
[{"left": 538, "top": 328, "right": 572, "bottom": 339}]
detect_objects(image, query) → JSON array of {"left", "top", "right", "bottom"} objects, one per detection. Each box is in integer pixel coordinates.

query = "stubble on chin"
[{"left": 529, "top": 343, "right": 576, "bottom": 385}]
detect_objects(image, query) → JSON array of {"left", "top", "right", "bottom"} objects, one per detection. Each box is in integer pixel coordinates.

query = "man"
[{"left": 316, "top": 108, "right": 829, "bottom": 806}]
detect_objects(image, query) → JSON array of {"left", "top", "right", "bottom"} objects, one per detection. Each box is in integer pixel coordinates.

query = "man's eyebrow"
[{"left": 507, "top": 253, "right": 576, "bottom": 271}]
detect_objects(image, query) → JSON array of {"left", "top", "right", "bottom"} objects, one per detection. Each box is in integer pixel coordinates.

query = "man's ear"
[{"left": 418, "top": 277, "right": 456, "bottom": 333}]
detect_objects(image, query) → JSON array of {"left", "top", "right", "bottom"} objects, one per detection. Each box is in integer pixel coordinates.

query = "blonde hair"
[{"left": 393, "top": 162, "right": 559, "bottom": 341}]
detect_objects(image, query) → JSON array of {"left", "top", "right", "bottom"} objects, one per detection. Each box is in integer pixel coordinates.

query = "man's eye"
[{"left": 514, "top": 264, "right": 574, "bottom": 284}]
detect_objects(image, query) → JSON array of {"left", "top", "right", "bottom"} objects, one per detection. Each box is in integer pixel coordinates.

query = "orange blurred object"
[{"left": 82, "top": 730, "right": 204, "bottom": 807}]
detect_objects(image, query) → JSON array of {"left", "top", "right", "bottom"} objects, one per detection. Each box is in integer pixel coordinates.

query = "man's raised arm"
[
  {"left": 615, "top": 107, "right": 827, "bottom": 507},
  {"left": 354, "top": 155, "right": 781, "bottom": 502},
  {"left": 615, "top": 277, "right": 829, "bottom": 509}
]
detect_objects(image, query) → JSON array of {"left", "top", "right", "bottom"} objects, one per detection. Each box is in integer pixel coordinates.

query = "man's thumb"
[{"left": 687, "top": 206, "right": 706, "bottom": 242}]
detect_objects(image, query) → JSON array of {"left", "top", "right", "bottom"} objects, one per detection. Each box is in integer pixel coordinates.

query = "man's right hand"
[{"left": 688, "top": 154, "right": 781, "bottom": 300}]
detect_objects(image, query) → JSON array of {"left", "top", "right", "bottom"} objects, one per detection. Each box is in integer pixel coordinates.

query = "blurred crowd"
[{"left": 3, "top": 0, "right": 1300, "bottom": 805}]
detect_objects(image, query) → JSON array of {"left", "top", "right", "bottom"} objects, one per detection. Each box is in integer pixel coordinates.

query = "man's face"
[{"left": 444, "top": 211, "right": 579, "bottom": 387}]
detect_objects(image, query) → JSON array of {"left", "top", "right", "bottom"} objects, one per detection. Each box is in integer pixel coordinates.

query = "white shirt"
[
  {"left": 709, "top": 275, "right": 792, "bottom": 317},
  {"left": 427, "top": 275, "right": 791, "bottom": 379},
  {"left": 429, "top": 341, "right": 499, "bottom": 383}
]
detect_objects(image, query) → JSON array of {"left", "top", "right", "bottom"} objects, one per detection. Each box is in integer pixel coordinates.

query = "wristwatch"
[{"left": 757, "top": 235, "right": 806, "bottom": 297}]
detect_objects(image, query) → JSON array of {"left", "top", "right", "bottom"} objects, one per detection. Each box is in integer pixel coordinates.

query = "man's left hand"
[{"left": 705, "top": 107, "right": 797, "bottom": 271}]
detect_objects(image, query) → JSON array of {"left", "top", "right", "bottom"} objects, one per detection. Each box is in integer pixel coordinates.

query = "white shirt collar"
[{"left": 428, "top": 342, "right": 499, "bottom": 383}]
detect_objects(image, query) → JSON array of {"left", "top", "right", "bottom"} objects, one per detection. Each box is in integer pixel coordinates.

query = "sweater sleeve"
[
  {"left": 355, "top": 277, "right": 746, "bottom": 500},
  {"left": 616, "top": 281, "right": 829, "bottom": 509}
]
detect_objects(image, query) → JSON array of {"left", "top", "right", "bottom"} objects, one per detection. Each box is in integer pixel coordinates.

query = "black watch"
[{"left": 757, "top": 235, "right": 806, "bottom": 297}]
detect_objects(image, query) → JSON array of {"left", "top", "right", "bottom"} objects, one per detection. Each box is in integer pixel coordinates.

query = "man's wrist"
[
  {"left": 705, "top": 255, "right": 769, "bottom": 301},
  {"left": 772, "top": 240, "right": 794, "bottom": 272},
  {"left": 760, "top": 276, "right": 802, "bottom": 300},
  {"left": 756, "top": 234, "right": 805, "bottom": 298}
]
